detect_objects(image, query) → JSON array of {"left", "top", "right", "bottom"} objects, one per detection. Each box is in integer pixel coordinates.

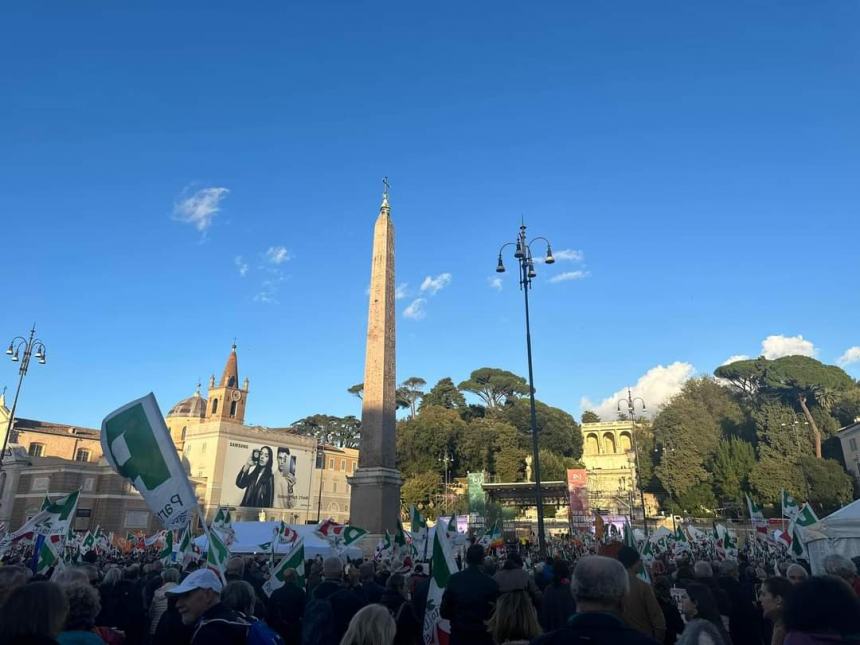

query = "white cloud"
[
  {"left": 534, "top": 248, "right": 584, "bottom": 264},
  {"left": 395, "top": 283, "right": 409, "bottom": 300},
  {"left": 549, "top": 270, "right": 590, "bottom": 284},
  {"left": 254, "top": 275, "right": 285, "bottom": 304},
  {"left": 488, "top": 277, "right": 503, "bottom": 291},
  {"left": 173, "top": 187, "right": 229, "bottom": 232},
  {"left": 838, "top": 346, "right": 860, "bottom": 367},
  {"left": 403, "top": 298, "right": 427, "bottom": 320},
  {"left": 760, "top": 334, "right": 817, "bottom": 360},
  {"left": 721, "top": 354, "right": 750, "bottom": 366},
  {"left": 234, "top": 256, "right": 249, "bottom": 277},
  {"left": 420, "top": 273, "right": 452, "bottom": 295},
  {"left": 265, "top": 246, "right": 290, "bottom": 265},
  {"left": 580, "top": 361, "right": 696, "bottom": 420}
]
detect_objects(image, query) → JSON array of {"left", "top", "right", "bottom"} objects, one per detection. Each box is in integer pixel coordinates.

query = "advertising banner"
[
  {"left": 567, "top": 468, "right": 590, "bottom": 529},
  {"left": 221, "top": 438, "right": 315, "bottom": 510}
]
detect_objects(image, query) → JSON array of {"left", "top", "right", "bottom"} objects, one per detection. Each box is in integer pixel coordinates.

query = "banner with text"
[
  {"left": 567, "top": 468, "right": 590, "bottom": 530},
  {"left": 220, "top": 438, "right": 314, "bottom": 510}
]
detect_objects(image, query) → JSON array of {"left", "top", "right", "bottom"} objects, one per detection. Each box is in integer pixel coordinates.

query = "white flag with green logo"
[
  {"left": 36, "top": 537, "right": 60, "bottom": 575},
  {"left": 262, "top": 538, "right": 305, "bottom": 597},
  {"left": 206, "top": 524, "right": 230, "bottom": 584},
  {"left": 422, "top": 519, "right": 457, "bottom": 645},
  {"left": 9, "top": 491, "right": 81, "bottom": 541},
  {"left": 159, "top": 529, "right": 174, "bottom": 563},
  {"left": 80, "top": 531, "right": 95, "bottom": 554},
  {"left": 781, "top": 490, "right": 801, "bottom": 519},
  {"left": 101, "top": 394, "right": 198, "bottom": 531},
  {"left": 177, "top": 525, "right": 192, "bottom": 562}
]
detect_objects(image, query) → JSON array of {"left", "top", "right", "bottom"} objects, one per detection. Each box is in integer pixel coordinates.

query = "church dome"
[{"left": 167, "top": 392, "right": 207, "bottom": 418}]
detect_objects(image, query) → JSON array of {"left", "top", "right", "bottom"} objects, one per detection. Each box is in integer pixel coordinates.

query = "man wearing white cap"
[{"left": 166, "top": 569, "right": 250, "bottom": 645}]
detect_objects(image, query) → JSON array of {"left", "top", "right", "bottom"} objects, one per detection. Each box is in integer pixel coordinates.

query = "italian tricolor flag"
[{"left": 422, "top": 520, "right": 457, "bottom": 645}]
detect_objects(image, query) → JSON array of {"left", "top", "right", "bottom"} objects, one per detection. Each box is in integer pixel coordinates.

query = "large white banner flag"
[
  {"left": 422, "top": 519, "right": 458, "bottom": 645},
  {"left": 101, "top": 393, "right": 198, "bottom": 531}
]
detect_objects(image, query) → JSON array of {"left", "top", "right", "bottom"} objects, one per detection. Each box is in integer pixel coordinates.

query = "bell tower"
[{"left": 206, "top": 343, "right": 249, "bottom": 424}]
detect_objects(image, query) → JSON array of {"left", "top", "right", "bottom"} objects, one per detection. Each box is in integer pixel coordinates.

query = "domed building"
[{"left": 165, "top": 388, "right": 207, "bottom": 450}]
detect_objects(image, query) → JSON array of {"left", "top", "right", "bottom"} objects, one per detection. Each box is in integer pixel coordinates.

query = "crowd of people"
[{"left": 1, "top": 538, "right": 860, "bottom": 645}]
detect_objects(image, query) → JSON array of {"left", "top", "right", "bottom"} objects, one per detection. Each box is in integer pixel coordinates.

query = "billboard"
[
  {"left": 222, "top": 438, "right": 315, "bottom": 510},
  {"left": 567, "top": 468, "right": 589, "bottom": 529}
]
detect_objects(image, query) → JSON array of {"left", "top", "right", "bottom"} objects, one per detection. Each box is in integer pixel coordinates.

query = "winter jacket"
[{"left": 149, "top": 581, "right": 177, "bottom": 634}]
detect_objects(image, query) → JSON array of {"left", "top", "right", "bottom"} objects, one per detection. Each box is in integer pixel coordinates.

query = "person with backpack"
[
  {"left": 302, "top": 557, "right": 366, "bottom": 645},
  {"left": 167, "top": 569, "right": 250, "bottom": 645},
  {"left": 223, "top": 580, "right": 284, "bottom": 645},
  {"left": 379, "top": 574, "right": 420, "bottom": 645}
]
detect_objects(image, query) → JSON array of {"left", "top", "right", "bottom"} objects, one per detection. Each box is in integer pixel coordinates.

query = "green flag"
[
  {"left": 159, "top": 529, "right": 174, "bottom": 563},
  {"left": 262, "top": 538, "right": 305, "bottom": 597},
  {"left": 794, "top": 503, "right": 819, "bottom": 527},
  {"left": 80, "top": 531, "right": 95, "bottom": 555},
  {"left": 342, "top": 526, "right": 368, "bottom": 546},
  {"left": 11, "top": 491, "right": 80, "bottom": 540},
  {"left": 101, "top": 394, "right": 198, "bottom": 531},
  {"left": 394, "top": 519, "right": 408, "bottom": 547},
  {"left": 410, "top": 506, "right": 425, "bottom": 534},
  {"left": 422, "top": 520, "right": 457, "bottom": 645},
  {"left": 446, "top": 514, "right": 457, "bottom": 534},
  {"left": 177, "top": 526, "right": 192, "bottom": 561},
  {"left": 781, "top": 490, "right": 800, "bottom": 519},
  {"left": 623, "top": 521, "right": 636, "bottom": 548},
  {"left": 206, "top": 525, "right": 230, "bottom": 583},
  {"left": 36, "top": 538, "right": 59, "bottom": 574}
]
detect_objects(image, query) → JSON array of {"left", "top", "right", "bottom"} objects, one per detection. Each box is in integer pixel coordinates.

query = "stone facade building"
[{"left": 0, "top": 345, "right": 359, "bottom": 534}]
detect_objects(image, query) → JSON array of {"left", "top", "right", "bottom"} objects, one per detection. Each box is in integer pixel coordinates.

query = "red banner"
[{"left": 567, "top": 469, "right": 589, "bottom": 529}]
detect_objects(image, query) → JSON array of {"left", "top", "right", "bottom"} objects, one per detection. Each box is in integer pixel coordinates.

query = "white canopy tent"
[
  {"left": 799, "top": 498, "right": 860, "bottom": 574},
  {"left": 193, "top": 522, "right": 364, "bottom": 560}
]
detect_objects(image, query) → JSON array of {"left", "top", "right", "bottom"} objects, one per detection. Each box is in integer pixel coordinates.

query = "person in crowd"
[
  {"left": 680, "top": 583, "right": 731, "bottom": 645},
  {"left": 716, "top": 559, "right": 761, "bottom": 645},
  {"left": 617, "top": 546, "right": 667, "bottom": 643},
  {"left": 57, "top": 583, "right": 103, "bottom": 645},
  {"left": 694, "top": 561, "right": 731, "bottom": 619},
  {"left": 225, "top": 556, "right": 246, "bottom": 583},
  {"left": 533, "top": 555, "right": 658, "bottom": 645},
  {"left": 53, "top": 569, "right": 91, "bottom": 588},
  {"left": 306, "top": 556, "right": 367, "bottom": 644},
  {"left": 0, "top": 581, "right": 69, "bottom": 645},
  {"left": 785, "top": 564, "right": 809, "bottom": 585},
  {"left": 222, "top": 580, "right": 257, "bottom": 618},
  {"left": 653, "top": 576, "right": 685, "bottom": 645},
  {"left": 338, "top": 604, "right": 396, "bottom": 645},
  {"left": 782, "top": 575, "right": 860, "bottom": 643},
  {"left": 142, "top": 561, "right": 164, "bottom": 611},
  {"left": 822, "top": 554, "right": 860, "bottom": 596},
  {"left": 487, "top": 589, "right": 542, "bottom": 645},
  {"left": 759, "top": 576, "right": 793, "bottom": 645},
  {"left": 166, "top": 568, "right": 249, "bottom": 645},
  {"left": 379, "top": 573, "right": 420, "bottom": 645},
  {"left": 149, "top": 568, "right": 180, "bottom": 636},
  {"left": 538, "top": 560, "right": 575, "bottom": 632},
  {"left": 677, "top": 619, "right": 729, "bottom": 645},
  {"left": 0, "top": 565, "right": 31, "bottom": 609},
  {"left": 95, "top": 568, "right": 123, "bottom": 629},
  {"left": 408, "top": 564, "right": 428, "bottom": 598},
  {"left": 440, "top": 544, "right": 500, "bottom": 645},
  {"left": 494, "top": 552, "right": 541, "bottom": 607},
  {"left": 268, "top": 567, "right": 305, "bottom": 645},
  {"left": 357, "top": 563, "right": 384, "bottom": 604}
]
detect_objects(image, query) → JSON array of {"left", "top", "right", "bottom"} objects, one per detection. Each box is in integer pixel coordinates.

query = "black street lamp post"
[
  {"left": 496, "top": 223, "right": 554, "bottom": 557},
  {"left": 618, "top": 387, "right": 648, "bottom": 535},
  {"left": 1, "top": 326, "right": 47, "bottom": 476}
]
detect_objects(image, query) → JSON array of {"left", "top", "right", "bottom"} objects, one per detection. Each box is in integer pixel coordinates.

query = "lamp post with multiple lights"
[
  {"left": 1, "top": 326, "right": 47, "bottom": 475},
  {"left": 617, "top": 387, "right": 648, "bottom": 535},
  {"left": 495, "top": 223, "right": 555, "bottom": 557}
]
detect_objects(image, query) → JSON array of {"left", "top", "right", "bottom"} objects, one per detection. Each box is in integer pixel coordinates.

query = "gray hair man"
[{"left": 532, "top": 556, "right": 659, "bottom": 645}]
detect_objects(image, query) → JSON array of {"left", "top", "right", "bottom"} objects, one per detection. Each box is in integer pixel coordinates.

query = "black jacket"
[
  {"left": 539, "top": 582, "right": 576, "bottom": 632},
  {"left": 440, "top": 566, "right": 499, "bottom": 644},
  {"left": 268, "top": 582, "right": 306, "bottom": 645},
  {"left": 533, "top": 611, "right": 660, "bottom": 645},
  {"left": 236, "top": 466, "right": 274, "bottom": 508},
  {"left": 380, "top": 589, "right": 421, "bottom": 645},
  {"left": 191, "top": 602, "right": 249, "bottom": 645},
  {"left": 311, "top": 579, "right": 366, "bottom": 641}
]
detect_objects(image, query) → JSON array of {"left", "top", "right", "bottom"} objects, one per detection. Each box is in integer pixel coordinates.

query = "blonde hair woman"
[
  {"left": 487, "top": 589, "right": 542, "bottom": 645},
  {"left": 339, "top": 604, "right": 397, "bottom": 645}
]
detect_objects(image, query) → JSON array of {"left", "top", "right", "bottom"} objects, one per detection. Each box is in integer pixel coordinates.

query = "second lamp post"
[{"left": 496, "top": 223, "right": 554, "bottom": 557}]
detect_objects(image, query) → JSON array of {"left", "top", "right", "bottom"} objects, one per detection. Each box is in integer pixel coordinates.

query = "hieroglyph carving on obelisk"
[{"left": 349, "top": 179, "right": 402, "bottom": 536}]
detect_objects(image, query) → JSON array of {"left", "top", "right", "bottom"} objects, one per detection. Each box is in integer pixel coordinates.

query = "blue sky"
[{"left": 2, "top": 2, "right": 858, "bottom": 429}]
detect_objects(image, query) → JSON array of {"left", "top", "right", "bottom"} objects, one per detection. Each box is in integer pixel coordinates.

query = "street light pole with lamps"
[
  {"left": 495, "top": 223, "right": 555, "bottom": 557},
  {"left": 617, "top": 387, "right": 648, "bottom": 535},
  {"left": 439, "top": 450, "right": 452, "bottom": 515},
  {"left": 1, "top": 326, "right": 47, "bottom": 476}
]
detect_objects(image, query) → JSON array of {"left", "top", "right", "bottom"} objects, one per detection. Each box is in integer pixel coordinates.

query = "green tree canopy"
[
  {"left": 290, "top": 414, "right": 360, "bottom": 448},
  {"left": 398, "top": 376, "right": 426, "bottom": 418},
  {"left": 401, "top": 470, "right": 441, "bottom": 511},
  {"left": 799, "top": 456, "right": 854, "bottom": 513},
  {"left": 498, "top": 398, "right": 583, "bottom": 458},
  {"left": 396, "top": 405, "right": 468, "bottom": 476},
  {"left": 419, "top": 377, "right": 467, "bottom": 412},
  {"left": 711, "top": 437, "right": 756, "bottom": 505},
  {"left": 458, "top": 367, "right": 529, "bottom": 409},
  {"left": 581, "top": 410, "right": 601, "bottom": 423}
]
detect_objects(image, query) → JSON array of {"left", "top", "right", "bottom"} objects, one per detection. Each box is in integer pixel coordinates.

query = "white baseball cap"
[{"left": 166, "top": 568, "right": 223, "bottom": 596}]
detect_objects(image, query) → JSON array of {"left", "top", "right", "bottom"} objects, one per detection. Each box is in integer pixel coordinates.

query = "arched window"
[
  {"left": 603, "top": 432, "right": 616, "bottom": 454},
  {"left": 328, "top": 502, "right": 340, "bottom": 513},
  {"left": 585, "top": 433, "right": 600, "bottom": 456},
  {"left": 229, "top": 400, "right": 237, "bottom": 417},
  {"left": 211, "top": 398, "right": 219, "bottom": 414},
  {"left": 619, "top": 432, "right": 633, "bottom": 452},
  {"left": 181, "top": 426, "right": 187, "bottom": 442}
]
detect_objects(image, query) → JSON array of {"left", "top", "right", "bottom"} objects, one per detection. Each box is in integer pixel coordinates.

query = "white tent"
[
  {"left": 799, "top": 499, "right": 860, "bottom": 574},
  {"left": 193, "top": 522, "right": 364, "bottom": 560}
]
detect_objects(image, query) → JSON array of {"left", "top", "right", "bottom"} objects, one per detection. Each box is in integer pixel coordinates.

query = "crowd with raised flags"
[{"left": 1, "top": 393, "right": 859, "bottom": 645}]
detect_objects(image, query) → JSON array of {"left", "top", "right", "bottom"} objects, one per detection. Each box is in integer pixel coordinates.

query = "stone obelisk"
[{"left": 349, "top": 179, "right": 402, "bottom": 537}]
